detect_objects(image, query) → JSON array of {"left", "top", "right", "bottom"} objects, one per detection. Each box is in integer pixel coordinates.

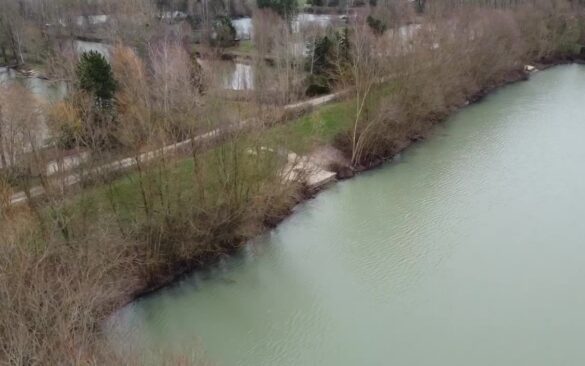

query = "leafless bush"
[
  {"left": 252, "top": 9, "right": 306, "bottom": 105},
  {"left": 0, "top": 208, "right": 141, "bottom": 365},
  {"left": 0, "top": 84, "right": 43, "bottom": 171},
  {"left": 341, "top": 0, "right": 585, "bottom": 166}
]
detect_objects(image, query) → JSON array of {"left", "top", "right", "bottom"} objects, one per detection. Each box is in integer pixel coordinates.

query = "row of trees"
[
  {"left": 0, "top": 0, "right": 425, "bottom": 68},
  {"left": 340, "top": 0, "right": 585, "bottom": 166}
]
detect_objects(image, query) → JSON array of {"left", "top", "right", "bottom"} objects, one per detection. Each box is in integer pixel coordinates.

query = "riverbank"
[
  {"left": 4, "top": 2, "right": 585, "bottom": 363},
  {"left": 130, "top": 56, "right": 581, "bottom": 302},
  {"left": 349, "top": 67, "right": 532, "bottom": 171},
  {"left": 120, "top": 63, "right": 585, "bottom": 366}
]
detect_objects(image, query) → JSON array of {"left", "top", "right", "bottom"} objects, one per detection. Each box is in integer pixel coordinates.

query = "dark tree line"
[{"left": 306, "top": 28, "right": 350, "bottom": 96}]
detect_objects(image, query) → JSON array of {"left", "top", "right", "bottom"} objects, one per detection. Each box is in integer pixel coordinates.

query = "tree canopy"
[
  {"left": 306, "top": 29, "right": 351, "bottom": 96},
  {"left": 367, "top": 15, "right": 387, "bottom": 35},
  {"left": 212, "top": 15, "right": 237, "bottom": 46},
  {"left": 76, "top": 51, "right": 117, "bottom": 101}
]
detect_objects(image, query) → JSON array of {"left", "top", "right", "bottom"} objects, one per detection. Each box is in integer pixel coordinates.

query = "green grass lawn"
[
  {"left": 75, "top": 138, "right": 286, "bottom": 223},
  {"left": 69, "top": 155, "right": 196, "bottom": 224},
  {"left": 236, "top": 40, "right": 254, "bottom": 54},
  {"left": 61, "top": 87, "right": 374, "bottom": 226},
  {"left": 63, "top": 78, "right": 402, "bottom": 222},
  {"left": 70, "top": 100, "right": 349, "bottom": 219},
  {"left": 264, "top": 79, "right": 399, "bottom": 154},
  {"left": 266, "top": 99, "right": 355, "bottom": 154}
]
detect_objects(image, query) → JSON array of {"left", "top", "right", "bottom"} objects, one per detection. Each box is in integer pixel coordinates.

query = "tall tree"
[
  {"left": 72, "top": 51, "right": 118, "bottom": 149},
  {"left": 76, "top": 51, "right": 117, "bottom": 102},
  {"left": 212, "top": 15, "right": 237, "bottom": 46},
  {"left": 306, "top": 30, "right": 351, "bottom": 96}
]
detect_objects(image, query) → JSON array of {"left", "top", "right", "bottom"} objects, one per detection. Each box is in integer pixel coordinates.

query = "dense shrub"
[
  {"left": 211, "top": 15, "right": 237, "bottom": 46},
  {"left": 342, "top": 1, "right": 585, "bottom": 166},
  {"left": 305, "top": 29, "right": 351, "bottom": 95},
  {"left": 367, "top": 15, "right": 387, "bottom": 35},
  {"left": 0, "top": 208, "right": 141, "bottom": 365}
]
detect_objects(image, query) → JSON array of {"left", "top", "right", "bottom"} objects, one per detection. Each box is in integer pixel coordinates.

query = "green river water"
[{"left": 112, "top": 64, "right": 585, "bottom": 365}]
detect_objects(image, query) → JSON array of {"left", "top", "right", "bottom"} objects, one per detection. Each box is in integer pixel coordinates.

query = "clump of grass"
[
  {"left": 266, "top": 100, "right": 355, "bottom": 154},
  {"left": 236, "top": 40, "right": 255, "bottom": 54}
]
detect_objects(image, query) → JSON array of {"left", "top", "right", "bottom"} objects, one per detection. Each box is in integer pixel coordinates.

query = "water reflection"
[
  {"left": 198, "top": 59, "right": 255, "bottom": 91},
  {"left": 233, "top": 17, "right": 253, "bottom": 40},
  {"left": 75, "top": 40, "right": 111, "bottom": 59},
  {"left": 232, "top": 13, "right": 343, "bottom": 40},
  {"left": 223, "top": 62, "right": 254, "bottom": 90},
  {"left": 0, "top": 67, "right": 67, "bottom": 103},
  {"left": 0, "top": 67, "right": 67, "bottom": 144},
  {"left": 75, "top": 15, "right": 109, "bottom": 27}
]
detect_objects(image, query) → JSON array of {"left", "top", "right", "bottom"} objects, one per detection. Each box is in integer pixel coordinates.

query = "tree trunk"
[
  {"left": 0, "top": 46, "right": 7, "bottom": 64},
  {"left": 0, "top": 109, "right": 8, "bottom": 169},
  {"left": 7, "top": 25, "right": 21, "bottom": 65}
]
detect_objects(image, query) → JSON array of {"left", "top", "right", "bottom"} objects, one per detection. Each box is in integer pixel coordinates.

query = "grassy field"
[
  {"left": 54, "top": 97, "right": 352, "bottom": 237},
  {"left": 265, "top": 80, "right": 399, "bottom": 154},
  {"left": 71, "top": 83, "right": 394, "bottom": 222},
  {"left": 267, "top": 99, "right": 354, "bottom": 153},
  {"left": 235, "top": 40, "right": 254, "bottom": 54}
]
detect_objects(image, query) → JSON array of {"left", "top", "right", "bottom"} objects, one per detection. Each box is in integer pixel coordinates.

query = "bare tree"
[
  {"left": 0, "top": 84, "right": 43, "bottom": 170},
  {"left": 0, "top": 0, "right": 26, "bottom": 65},
  {"left": 345, "top": 18, "right": 384, "bottom": 165}
]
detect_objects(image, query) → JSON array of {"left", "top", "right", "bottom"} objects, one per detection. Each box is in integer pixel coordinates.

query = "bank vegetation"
[{"left": 1, "top": 0, "right": 585, "bottom": 364}]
